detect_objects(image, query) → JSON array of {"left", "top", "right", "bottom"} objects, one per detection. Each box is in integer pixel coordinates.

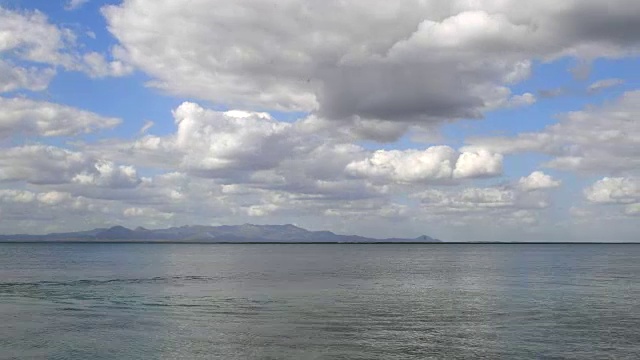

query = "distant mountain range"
[{"left": 0, "top": 224, "right": 440, "bottom": 243}]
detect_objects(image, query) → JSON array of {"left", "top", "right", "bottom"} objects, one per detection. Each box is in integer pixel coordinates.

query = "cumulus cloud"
[
  {"left": 72, "top": 161, "right": 140, "bottom": 189},
  {"left": 411, "top": 183, "right": 554, "bottom": 229},
  {"left": 172, "top": 104, "right": 295, "bottom": 174},
  {"left": 408, "top": 168, "right": 564, "bottom": 227},
  {"left": 37, "top": 191, "right": 74, "bottom": 206},
  {"left": 101, "top": 0, "right": 640, "bottom": 134},
  {"left": 0, "top": 6, "right": 132, "bottom": 89},
  {"left": 415, "top": 187, "right": 517, "bottom": 210},
  {"left": 123, "top": 206, "right": 173, "bottom": 220},
  {"left": 582, "top": 177, "right": 640, "bottom": 219},
  {"left": 518, "top": 171, "right": 562, "bottom": 191},
  {"left": 52, "top": 99, "right": 502, "bottom": 234},
  {"left": 0, "top": 189, "right": 36, "bottom": 204},
  {"left": 452, "top": 150, "right": 503, "bottom": 179},
  {"left": 464, "top": 90, "right": 640, "bottom": 173},
  {"left": 415, "top": 183, "right": 552, "bottom": 211},
  {"left": 0, "top": 187, "right": 137, "bottom": 233},
  {"left": 584, "top": 177, "right": 639, "bottom": 204},
  {"left": 0, "top": 60, "right": 56, "bottom": 93},
  {"left": 0, "top": 97, "right": 120, "bottom": 138},
  {"left": 76, "top": 102, "right": 392, "bottom": 205},
  {"left": 1, "top": 1, "right": 638, "bottom": 241},
  {"left": 81, "top": 51, "right": 134, "bottom": 78},
  {"left": 346, "top": 147, "right": 502, "bottom": 183},
  {"left": 0, "top": 7, "right": 74, "bottom": 67},
  {"left": 0, "top": 145, "right": 95, "bottom": 185},
  {"left": 84, "top": 102, "right": 365, "bottom": 190},
  {"left": 0, "top": 145, "right": 140, "bottom": 188}
]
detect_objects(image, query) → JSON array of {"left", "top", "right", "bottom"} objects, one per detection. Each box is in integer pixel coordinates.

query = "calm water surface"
[{"left": 1, "top": 243, "right": 639, "bottom": 359}]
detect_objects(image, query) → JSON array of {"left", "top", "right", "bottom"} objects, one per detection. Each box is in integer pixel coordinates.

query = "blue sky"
[{"left": 0, "top": 0, "right": 638, "bottom": 241}]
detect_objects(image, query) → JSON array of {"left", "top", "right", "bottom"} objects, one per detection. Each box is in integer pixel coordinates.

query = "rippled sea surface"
[{"left": 1, "top": 243, "right": 639, "bottom": 359}]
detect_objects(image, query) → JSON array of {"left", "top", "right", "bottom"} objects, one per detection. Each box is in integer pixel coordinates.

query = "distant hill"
[{"left": 0, "top": 224, "right": 441, "bottom": 243}]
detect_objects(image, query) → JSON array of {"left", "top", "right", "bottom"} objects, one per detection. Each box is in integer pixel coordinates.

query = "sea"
[{"left": 1, "top": 243, "right": 639, "bottom": 359}]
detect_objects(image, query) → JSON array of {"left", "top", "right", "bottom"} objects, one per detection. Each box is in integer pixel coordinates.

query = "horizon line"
[{"left": 0, "top": 241, "right": 637, "bottom": 245}]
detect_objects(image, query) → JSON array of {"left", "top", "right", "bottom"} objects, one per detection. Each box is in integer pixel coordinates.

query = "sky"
[{"left": 0, "top": 0, "right": 638, "bottom": 241}]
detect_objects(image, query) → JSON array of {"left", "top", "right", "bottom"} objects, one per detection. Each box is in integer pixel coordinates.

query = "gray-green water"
[{"left": 1, "top": 243, "right": 639, "bottom": 359}]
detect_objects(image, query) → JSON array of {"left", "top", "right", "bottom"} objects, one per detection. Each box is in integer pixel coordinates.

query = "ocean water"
[{"left": 1, "top": 243, "right": 639, "bottom": 359}]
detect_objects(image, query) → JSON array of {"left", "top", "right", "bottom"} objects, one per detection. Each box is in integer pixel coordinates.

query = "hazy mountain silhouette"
[{"left": 0, "top": 224, "right": 440, "bottom": 243}]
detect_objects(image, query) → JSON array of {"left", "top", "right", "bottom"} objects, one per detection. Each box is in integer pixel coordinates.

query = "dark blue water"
[{"left": 1, "top": 243, "right": 639, "bottom": 359}]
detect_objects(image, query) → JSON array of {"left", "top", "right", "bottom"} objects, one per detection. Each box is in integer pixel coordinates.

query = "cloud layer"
[
  {"left": 0, "top": 2, "right": 637, "bottom": 241},
  {"left": 99, "top": 0, "right": 640, "bottom": 129},
  {"left": 465, "top": 90, "right": 640, "bottom": 174}
]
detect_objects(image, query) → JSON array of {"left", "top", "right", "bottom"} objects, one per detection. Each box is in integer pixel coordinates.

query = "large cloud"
[
  {"left": 114, "top": 102, "right": 304, "bottom": 176},
  {"left": 91, "top": 102, "right": 503, "bottom": 189},
  {"left": 1, "top": 2, "right": 638, "bottom": 241},
  {"left": 103, "top": 0, "right": 639, "bottom": 130},
  {"left": 172, "top": 104, "right": 295, "bottom": 175}
]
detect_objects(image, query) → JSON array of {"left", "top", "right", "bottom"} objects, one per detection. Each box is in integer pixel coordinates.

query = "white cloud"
[
  {"left": 415, "top": 187, "right": 517, "bottom": 209},
  {"left": 0, "top": 96, "right": 121, "bottom": 138},
  {"left": 37, "top": 191, "right": 73, "bottom": 205},
  {"left": 83, "top": 102, "right": 367, "bottom": 190},
  {"left": 72, "top": 161, "right": 140, "bottom": 189},
  {"left": 81, "top": 52, "right": 134, "bottom": 78},
  {"left": 0, "top": 1, "right": 639, "bottom": 241},
  {"left": 0, "top": 6, "right": 132, "bottom": 90},
  {"left": 386, "top": 11, "right": 531, "bottom": 55},
  {"left": 0, "top": 187, "right": 130, "bottom": 233},
  {"left": 0, "top": 145, "right": 93, "bottom": 185},
  {"left": 65, "top": 0, "right": 89, "bottom": 11},
  {"left": 464, "top": 90, "right": 640, "bottom": 173},
  {"left": 123, "top": 206, "right": 173, "bottom": 220},
  {"left": 507, "top": 93, "right": 537, "bottom": 108},
  {"left": 587, "top": 78, "right": 625, "bottom": 94},
  {"left": 0, "top": 189, "right": 36, "bottom": 203},
  {"left": 452, "top": 149, "right": 503, "bottom": 179},
  {"left": 0, "top": 60, "right": 56, "bottom": 93},
  {"left": 410, "top": 184, "right": 553, "bottom": 231},
  {"left": 346, "top": 147, "right": 457, "bottom": 184},
  {"left": 415, "top": 182, "right": 552, "bottom": 211},
  {"left": 346, "top": 146, "right": 502, "bottom": 184},
  {"left": 0, "top": 7, "right": 74, "bottom": 67},
  {"left": 518, "top": 171, "right": 562, "bottom": 191},
  {"left": 102, "top": 0, "right": 640, "bottom": 133},
  {"left": 172, "top": 102, "right": 295, "bottom": 174},
  {"left": 138, "top": 120, "right": 154, "bottom": 135},
  {"left": 584, "top": 177, "right": 639, "bottom": 204},
  {"left": 0, "top": 145, "right": 140, "bottom": 189},
  {"left": 568, "top": 178, "right": 640, "bottom": 230}
]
